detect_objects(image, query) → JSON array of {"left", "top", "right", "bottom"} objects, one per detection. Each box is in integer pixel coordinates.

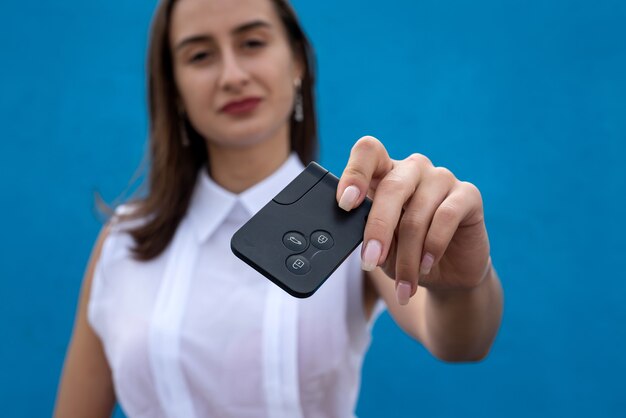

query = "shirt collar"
[{"left": 188, "top": 152, "right": 305, "bottom": 243}]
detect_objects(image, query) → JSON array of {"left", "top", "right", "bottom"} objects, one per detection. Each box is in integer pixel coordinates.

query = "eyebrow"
[{"left": 174, "top": 20, "right": 271, "bottom": 52}]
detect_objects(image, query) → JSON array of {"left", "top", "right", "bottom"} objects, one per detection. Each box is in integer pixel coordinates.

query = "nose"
[{"left": 218, "top": 49, "right": 249, "bottom": 92}]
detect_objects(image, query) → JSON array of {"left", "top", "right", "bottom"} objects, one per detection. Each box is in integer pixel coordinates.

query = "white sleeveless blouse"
[{"left": 88, "top": 154, "right": 384, "bottom": 418}]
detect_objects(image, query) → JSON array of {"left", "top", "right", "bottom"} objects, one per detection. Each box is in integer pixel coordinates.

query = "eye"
[
  {"left": 189, "top": 51, "right": 213, "bottom": 63},
  {"left": 242, "top": 39, "right": 266, "bottom": 50}
]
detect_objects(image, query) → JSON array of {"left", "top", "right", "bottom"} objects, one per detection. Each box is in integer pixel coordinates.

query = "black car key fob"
[{"left": 230, "top": 161, "right": 372, "bottom": 298}]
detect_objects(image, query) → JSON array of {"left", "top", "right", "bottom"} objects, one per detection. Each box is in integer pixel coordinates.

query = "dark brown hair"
[{"left": 111, "top": 0, "right": 318, "bottom": 261}]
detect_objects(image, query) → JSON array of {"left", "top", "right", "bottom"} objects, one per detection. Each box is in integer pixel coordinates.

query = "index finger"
[{"left": 336, "top": 136, "right": 393, "bottom": 211}]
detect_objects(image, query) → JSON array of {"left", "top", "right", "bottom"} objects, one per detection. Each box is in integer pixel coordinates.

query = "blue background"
[{"left": 1, "top": 0, "right": 624, "bottom": 417}]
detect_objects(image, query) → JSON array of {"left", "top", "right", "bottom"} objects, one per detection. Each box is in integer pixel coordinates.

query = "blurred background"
[{"left": 1, "top": 0, "right": 624, "bottom": 416}]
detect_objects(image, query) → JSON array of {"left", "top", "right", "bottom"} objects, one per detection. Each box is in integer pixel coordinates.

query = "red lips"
[{"left": 220, "top": 97, "right": 262, "bottom": 114}]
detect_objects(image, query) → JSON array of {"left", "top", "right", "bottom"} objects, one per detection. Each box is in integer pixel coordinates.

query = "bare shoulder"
[
  {"left": 82, "top": 223, "right": 113, "bottom": 299},
  {"left": 53, "top": 225, "right": 116, "bottom": 418}
]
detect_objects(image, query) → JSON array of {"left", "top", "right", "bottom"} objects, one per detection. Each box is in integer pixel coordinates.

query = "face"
[{"left": 169, "top": 0, "right": 303, "bottom": 149}]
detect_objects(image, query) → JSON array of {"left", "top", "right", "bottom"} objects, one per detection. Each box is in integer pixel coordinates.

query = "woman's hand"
[{"left": 336, "top": 136, "right": 492, "bottom": 305}]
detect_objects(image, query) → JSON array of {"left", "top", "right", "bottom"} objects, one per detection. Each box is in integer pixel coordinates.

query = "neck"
[{"left": 206, "top": 126, "right": 291, "bottom": 194}]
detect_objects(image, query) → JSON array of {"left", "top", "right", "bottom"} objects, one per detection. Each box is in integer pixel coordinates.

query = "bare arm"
[
  {"left": 420, "top": 265, "right": 503, "bottom": 361},
  {"left": 366, "top": 265, "right": 503, "bottom": 362},
  {"left": 54, "top": 226, "right": 116, "bottom": 418}
]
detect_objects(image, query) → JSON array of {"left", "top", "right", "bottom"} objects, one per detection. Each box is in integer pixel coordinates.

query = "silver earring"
[
  {"left": 294, "top": 79, "right": 304, "bottom": 122},
  {"left": 179, "top": 111, "right": 190, "bottom": 147}
]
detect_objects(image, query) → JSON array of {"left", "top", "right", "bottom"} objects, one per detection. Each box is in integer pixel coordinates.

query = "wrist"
[{"left": 427, "top": 258, "right": 495, "bottom": 300}]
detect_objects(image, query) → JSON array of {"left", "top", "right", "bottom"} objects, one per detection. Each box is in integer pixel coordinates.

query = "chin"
[
  {"left": 208, "top": 129, "right": 276, "bottom": 150},
  {"left": 205, "top": 118, "right": 287, "bottom": 150}
]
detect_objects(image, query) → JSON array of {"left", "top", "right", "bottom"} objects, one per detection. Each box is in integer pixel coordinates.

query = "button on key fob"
[{"left": 230, "top": 162, "right": 372, "bottom": 298}]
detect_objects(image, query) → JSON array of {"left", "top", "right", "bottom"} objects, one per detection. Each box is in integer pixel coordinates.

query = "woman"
[{"left": 55, "top": 0, "right": 504, "bottom": 416}]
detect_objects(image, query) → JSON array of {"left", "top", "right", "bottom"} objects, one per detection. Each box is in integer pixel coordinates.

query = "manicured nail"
[
  {"left": 396, "top": 281, "right": 412, "bottom": 306},
  {"left": 361, "top": 240, "right": 382, "bottom": 271},
  {"left": 420, "top": 252, "right": 435, "bottom": 276},
  {"left": 339, "top": 185, "right": 360, "bottom": 211}
]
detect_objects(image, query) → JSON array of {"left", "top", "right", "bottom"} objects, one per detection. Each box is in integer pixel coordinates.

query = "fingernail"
[
  {"left": 339, "top": 185, "right": 360, "bottom": 211},
  {"left": 361, "top": 240, "right": 382, "bottom": 271},
  {"left": 420, "top": 252, "right": 435, "bottom": 276},
  {"left": 396, "top": 281, "right": 412, "bottom": 306}
]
